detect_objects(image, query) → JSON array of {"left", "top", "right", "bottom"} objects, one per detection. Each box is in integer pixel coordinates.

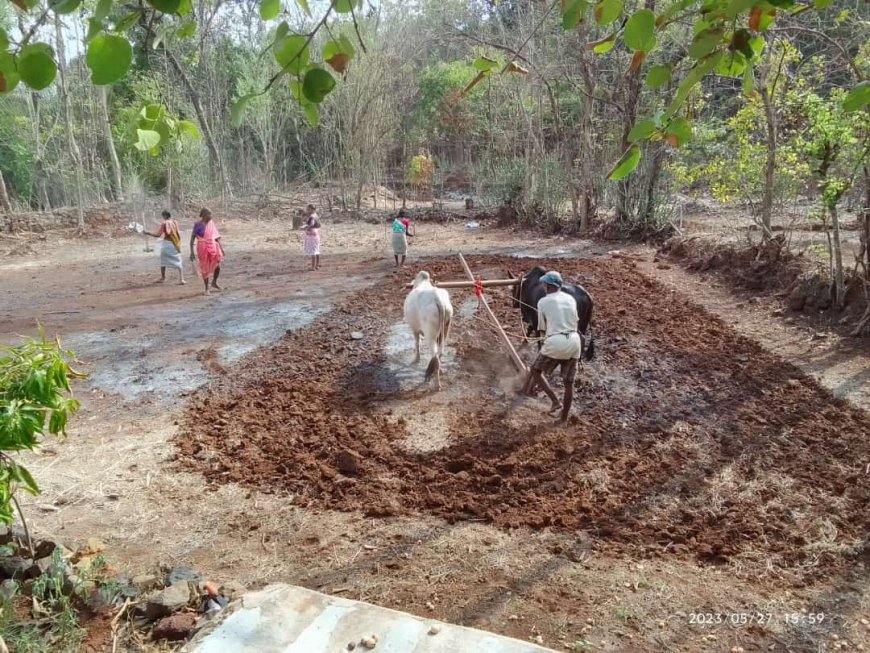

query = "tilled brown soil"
[{"left": 177, "top": 255, "right": 869, "bottom": 583}]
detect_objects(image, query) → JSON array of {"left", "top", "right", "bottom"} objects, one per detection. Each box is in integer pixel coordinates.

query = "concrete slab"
[{"left": 182, "top": 584, "right": 557, "bottom": 653}]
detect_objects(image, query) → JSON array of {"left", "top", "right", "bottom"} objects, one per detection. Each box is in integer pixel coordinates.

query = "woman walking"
[
  {"left": 391, "top": 209, "right": 413, "bottom": 268},
  {"left": 189, "top": 208, "right": 224, "bottom": 295},
  {"left": 145, "top": 210, "right": 185, "bottom": 284},
  {"left": 301, "top": 204, "right": 321, "bottom": 271}
]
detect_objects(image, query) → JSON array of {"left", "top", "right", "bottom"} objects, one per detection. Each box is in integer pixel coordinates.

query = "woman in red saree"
[{"left": 189, "top": 208, "right": 224, "bottom": 295}]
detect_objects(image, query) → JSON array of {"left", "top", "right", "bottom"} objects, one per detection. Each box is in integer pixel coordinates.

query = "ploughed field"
[{"left": 177, "top": 255, "right": 869, "bottom": 584}]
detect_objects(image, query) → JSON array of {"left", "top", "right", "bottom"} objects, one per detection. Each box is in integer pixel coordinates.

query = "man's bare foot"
[
  {"left": 211, "top": 284, "right": 222, "bottom": 291},
  {"left": 547, "top": 401, "right": 563, "bottom": 414},
  {"left": 553, "top": 417, "right": 568, "bottom": 426},
  {"left": 179, "top": 280, "right": 186, "bottom": 285},
  {"left": 204, "top": 289, "right": 210, "bottom": 296},
  {"left": 156, "top": 278, "right": 165, "bottom": 283}
]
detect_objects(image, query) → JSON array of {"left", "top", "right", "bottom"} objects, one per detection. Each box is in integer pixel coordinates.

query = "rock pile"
[{"left": 0, "top": 525, "right": 242, "bottom": 646}]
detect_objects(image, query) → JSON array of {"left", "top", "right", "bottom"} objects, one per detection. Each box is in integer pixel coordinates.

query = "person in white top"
[{"left": 522, "top": 271, "right": 582, "bottom": 425}]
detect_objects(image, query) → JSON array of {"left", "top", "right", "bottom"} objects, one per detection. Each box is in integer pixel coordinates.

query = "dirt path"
[{"left": 2, "top": 219, "right": 868, "bottom": 653}]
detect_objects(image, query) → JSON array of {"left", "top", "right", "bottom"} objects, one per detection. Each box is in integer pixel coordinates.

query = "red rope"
[{"left": 474, "top": 279, "right": 484, "bottom": 298}]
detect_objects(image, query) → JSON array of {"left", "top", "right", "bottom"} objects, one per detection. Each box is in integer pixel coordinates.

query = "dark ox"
[{"left": 510, "top": 266, "right": 595, "bottom": 361}]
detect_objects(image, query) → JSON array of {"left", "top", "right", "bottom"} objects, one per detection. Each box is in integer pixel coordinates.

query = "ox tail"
[
  {"left": 583, "top": 325, "right": 595, "bottom": 362},
  {"left": 435, "top": 297, "right": 451, "bottom": 350},
  {"left": 424, "top": 355, "right": 440, "bottom": 382}
]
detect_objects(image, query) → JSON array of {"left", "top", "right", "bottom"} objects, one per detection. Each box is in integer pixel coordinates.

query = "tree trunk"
[
  {"left": 759, "top": 86, "right": 776, "bottom": 239},
  {"left": 163, "top": 48, "right": 230, "bottom": 197},
  {"left": 616, "top": 0, "right": 654, "bottom": 224},
  {"left": 642, "top": 143, "right": 667, "bottom": 227},
  {"left": 55, "top": 17, "right": 86, "bottom": 231},
  {"left": 99, "top": 86, "right": 124, "bottom": 201},
  {"left": 0, "top": 170, "right": 10, "bottom": 213},
  {"left": 830, "top": 202, "right": 846, "bottom": 309}
]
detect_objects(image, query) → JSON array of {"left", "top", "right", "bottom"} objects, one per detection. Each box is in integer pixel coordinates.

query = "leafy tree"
[
  {"left": 785, "top": 86, "right": 869, "bottom": 307},
  {"left": 0, "top": 332, "right": 83, "bottom": 548}
]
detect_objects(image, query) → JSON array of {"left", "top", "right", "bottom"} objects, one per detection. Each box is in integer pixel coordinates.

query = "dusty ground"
[{"left": 1, "top": 213, "right": 869, "bottom": 653}]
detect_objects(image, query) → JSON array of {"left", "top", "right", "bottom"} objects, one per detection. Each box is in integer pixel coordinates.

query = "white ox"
[{"left": 403, "top": 271, "right": 454, "bottom": 390}]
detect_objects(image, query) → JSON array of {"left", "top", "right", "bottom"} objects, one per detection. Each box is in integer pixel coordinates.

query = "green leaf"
[
  {"left": 645, "top": 64, "right": 671, "bottom": 88},
  {"left": 0, "top": 53, "right": 19, "bottom": 95},
  {"left": 590, "top": 34, "right": 616, "bottom": 54},
  {"left": 717, "top": 50, "right": 746, "bottom": 76},
  {"left": 624, "top": 9, "right": 656, "bottom": 52},
  {"left": 628, "top": 118, "right": 657, "bottom": 142},
  {"left": 665, "top": 117, "right": 692, "bottom": 146},
  {"left": 18, "top": 44, "right": 57, "bottom": 91},
  {"left": 176, "top": 0, "right": 192, "bottom": 16},
  {"left": 814, "top": 0, "right": 832, "bottom": 7},
  {"left": 177, "top": 119, "right": 200, "bottom": 139},
  {"left": 302, "top": 66, "right": 335, "bottom": 103},
  {"left": 334, "top": 0, "right": 355, "bottom": 13},
  {"left": 0, "top": 27, "right": 9, "bottom": 51},
  {"left": 146, "top": 0, "right": 180, "bottom": 13},
  {"left": 659, "top": 0, "right": 695, "bottom": 22},
  {"left": 758, "top": 9, "right": 776, "bottom": 30},
  {"left": 140, "top": 103, "right": 164, "bottom": 122},
  {"left": 274, "top": 34, "right": 310, "bottom": 75},
  {"left": 562, "top": 0, "right": 587, "bottom": 30},
  {"left": 151, "top": 25, "right": 169, "bottom": 50},
  {"left": 742, "top": 63, "right": 755, "bottom": 96},
  {"left": 177, "top": 20, "right": 196, "bottom": 38},
  {"left": 296, "top": 0, "right": 310, "bottom": 15},
  {"left": 231, "top": 93, "right": 261, "bottom": 127},
  {"left": 87, "top": 34, "right": 132, "bottom": 85},
  {"left": 303, "top": 103, "right": 319, "bottom": 126},
  {"left": 607, "top": 145, "right": 642, "bottom": 181},
  {"left": 749, "top": 36, "right": 765, "bottom": 56},
  {"left": 94, "top": 0, "right": 113, "bottom": 16},
  {"left": 665, "top": 51, "right": 723, "bottom": 118},
  {"left": 843, "top": 81, "right": 870, "bottom": 113},
  {"left": 688, "top": 28, "right": 723, "bottom": 59},
  {"left": 50, "top": 0, "right": 82, "bottom": 15},
  {"left": 260, "top": 0, "right": 280, "bottom": 20},
  {"left": 9, "top": 464, "right": 38, "bottom": 495},
  {"left": 85, "top": 18, "right": 104, "bottom": 43},
  {"left": 114, "top": 10, "right": 142, "bottom": 32},
  {"left": 725, "top": 0, "right": 753, "bottom": 19},
  {"left": 594, "top": 0, "right": 622, "bottom": 25},
  {"left": 135, "top": 128, "right": 161, "bottom": 151},
  {"left": 275, "top": 20, "right": 290, "bottom": 41},
  {"left": 472, "top": 56, "right": 499, "bottom": 72}
]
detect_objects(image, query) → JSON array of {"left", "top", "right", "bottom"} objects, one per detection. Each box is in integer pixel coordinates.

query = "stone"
[
  {"left": 132, "top": 574, "right": 161, "bottom": 592},
  {"left": 144, "top": 582, "right": 192, "bottom": 620},
  {"left": 168, "top": 566, "right": 203, "bottom": 586},
  {"left": 152, "top": 613, "right": 197, "bottom": 641},
  {"left": 30, "top": 556, "right": 56, "bottom": 578},
  {"left": 0, "top": 557, "right": 33, "bottom": 580},
  {"left": 350, "top": 332, "right": 365, "bottom": 340},
  {"left": 219, "top": 581, "right": 247, "bottom": 601},
  {"left": 0, "top": 526, "right": 27, "bottom": 547},
  {"left": 73, "top": 538, "right": 106, "bottom": 562},
  {"left": 335, "top": 450, "right": 361, "bottom": 475},
  {"left": 32, "top": 540, "right": 57, "bottom": 560},
  {"left": 0, "top": 579, "right": 18, "bottom": 602}
]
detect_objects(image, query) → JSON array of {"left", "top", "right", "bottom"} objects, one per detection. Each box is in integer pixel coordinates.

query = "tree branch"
[
  {"left": 18, "top": 7, "right": 51, "bottom": 49},
  {"left": 350, "top": 6, "right": 368, "bottom": 54},
  {"left": 264, "top": 0, "right": 335, "bottom": 92},
  {"left": 769, "top": 24, "right": 866, "bottom": 81}
]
